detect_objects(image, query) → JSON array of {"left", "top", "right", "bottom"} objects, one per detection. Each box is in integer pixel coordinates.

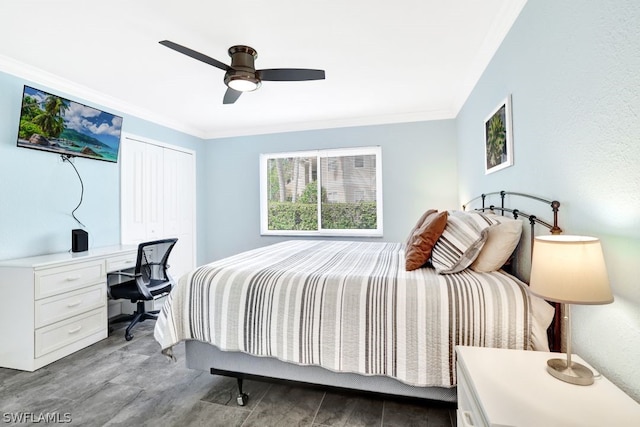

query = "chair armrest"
[
  {"left": 107, "top": 269, "right": 138, "bottom": 287},
  {"left": 135, "top": 277, "right": 154, "bottom": 300},
  {"left": 108, "top": 271, "right": 138, "bottom": 278}
]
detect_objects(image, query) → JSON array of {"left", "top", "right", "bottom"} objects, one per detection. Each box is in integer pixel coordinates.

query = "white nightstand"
[{"left": 456, "top": 346, "right": 640, "bottom": 427}]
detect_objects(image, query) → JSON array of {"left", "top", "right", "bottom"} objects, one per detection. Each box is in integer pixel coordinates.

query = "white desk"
[
  {"left": 456, "top": 346, "right": 640, "bottom": 427},
  {"left": 0, "top": 245, "right": 137, "bottom": 371}
]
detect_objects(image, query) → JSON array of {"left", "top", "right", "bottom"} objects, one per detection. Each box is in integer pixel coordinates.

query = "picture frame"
[{"left": 484, "top": 95, "right": 513, "bottom": 174}]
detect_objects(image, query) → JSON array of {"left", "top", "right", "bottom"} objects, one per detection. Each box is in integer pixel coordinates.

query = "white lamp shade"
[{"left": 529, "top": 235, "right": 613, "bottom": 304}]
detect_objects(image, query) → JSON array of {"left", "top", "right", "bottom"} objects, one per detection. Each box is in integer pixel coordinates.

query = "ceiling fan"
[{"left": 159, "top": 40, "right": 326, "bottom": 104}]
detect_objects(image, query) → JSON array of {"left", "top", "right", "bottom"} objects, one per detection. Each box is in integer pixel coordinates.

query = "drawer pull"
[
  {"left": 65, "top": 276, "right": 82, "bottom": 281},
  {"left": 66, "top": 300, "right": 83, "bottom": 308},
  {"left": 67, "top": 325, "right": 82, "bottom": 334},
  {"left": 461, "top": 411, "right": 475, "bottom": 427}
]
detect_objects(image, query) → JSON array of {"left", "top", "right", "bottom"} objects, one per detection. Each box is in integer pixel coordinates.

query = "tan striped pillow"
[{"left": 431, "top": 211, "right": 499, "bottom": 274}]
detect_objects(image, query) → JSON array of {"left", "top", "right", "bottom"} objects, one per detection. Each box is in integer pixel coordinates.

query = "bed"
[{"left": 154, "top": 191, "right": 561, "bottom": 404}]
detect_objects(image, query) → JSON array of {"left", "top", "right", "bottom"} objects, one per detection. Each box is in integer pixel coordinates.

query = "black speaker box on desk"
[{"left": 72, "top": 229, "right": 88, "bottom": 252}]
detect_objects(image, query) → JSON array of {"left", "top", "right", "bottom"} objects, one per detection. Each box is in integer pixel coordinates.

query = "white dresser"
[
  {"left": 456, "top": 346, "right": 640, "bottom": 427},
  {"left": 0, "top": 245, "right": 136, "bottom": 371}
]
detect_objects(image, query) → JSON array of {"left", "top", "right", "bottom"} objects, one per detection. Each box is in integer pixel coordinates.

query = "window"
[
  {"left": 354, "top": 155, "right": 364, "bottom": 168},
  {"left": 260, "top": 146, "right": 382, "bottom": 236}
]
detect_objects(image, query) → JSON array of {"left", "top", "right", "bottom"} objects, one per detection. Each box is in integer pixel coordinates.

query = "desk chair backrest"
[
  {"left": 109, "top": 238, "right": 178, "bottom": 341},
  {"left": 136, "top": 238, "right": 179, "bottom": 285}
]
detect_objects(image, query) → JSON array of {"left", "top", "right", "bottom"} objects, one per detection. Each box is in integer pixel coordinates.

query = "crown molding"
[
  {"left": 0, "top": 50, "right": 469, "bottom": 142},
  {"left": 451, "top": 0, "right": 527, "bottom": 115},
  {"left": 202, "top": 108, "right": 456, "bottom": 140},
  {"left": 0, "top": 54, "right": 452, "bottom": 141},
  {"left": 0, "top": 54, "right": 206, "bottom": 139}
]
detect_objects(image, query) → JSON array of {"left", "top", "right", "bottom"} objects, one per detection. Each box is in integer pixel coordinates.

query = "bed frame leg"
[{"left": 236, "top": 378, "right": 249, "bottom": 406}]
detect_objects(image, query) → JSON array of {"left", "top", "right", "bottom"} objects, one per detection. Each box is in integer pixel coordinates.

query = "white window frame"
[{"left": 260, "top": 146, "right": 383, "bottom": 236}]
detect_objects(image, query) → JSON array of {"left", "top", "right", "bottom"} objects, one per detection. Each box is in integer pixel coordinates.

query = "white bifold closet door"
[{"left": 119, "top": 134, "right": 196, "bottom": 314}]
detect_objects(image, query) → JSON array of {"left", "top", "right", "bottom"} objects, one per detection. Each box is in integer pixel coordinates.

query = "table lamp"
[{"left": 529, "top": 235, "right": 613, "bottom": 385}]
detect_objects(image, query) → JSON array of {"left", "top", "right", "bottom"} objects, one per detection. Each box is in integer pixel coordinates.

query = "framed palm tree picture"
[{"left": 484, "top": 95, "right": 513, "bottom": 174}]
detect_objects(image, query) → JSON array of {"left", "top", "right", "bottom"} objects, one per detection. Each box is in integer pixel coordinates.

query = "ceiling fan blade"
[
  {"left": 159, "top": 40, "right": 231, "bottom": 72},
  {"left": 223, "top": 88, "right": 242, "bottom": 104},
  {"left": 257, "top": 68, "right": 325, "bottom": 81}
]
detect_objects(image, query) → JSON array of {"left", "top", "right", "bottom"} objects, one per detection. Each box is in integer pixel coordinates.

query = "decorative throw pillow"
[
  {"left": 431, "top": 210, "right": 498, "bottom": 274},
  {"left": 405, "top": 211, "right": 449, "bottom": 271},
  {"left": 471, "top": 215, "right": 523, "bottom": 272},
  {"left": 405, "top": 209, "right": 438, "bottom": 247}
]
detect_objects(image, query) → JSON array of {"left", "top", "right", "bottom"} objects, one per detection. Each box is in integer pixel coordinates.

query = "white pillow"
[{"left": 471, "top": 215, "right": 523, "bottom": 272}]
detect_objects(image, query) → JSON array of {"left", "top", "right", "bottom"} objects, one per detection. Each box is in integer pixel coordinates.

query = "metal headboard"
[
  {"left": 463, "top": 190, "right": 562, "bottom": 255},
  {"left": 462, "top": 190, "right": 562, "bottom": 352}
]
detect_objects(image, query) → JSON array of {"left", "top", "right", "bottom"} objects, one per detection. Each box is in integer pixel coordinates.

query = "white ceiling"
[{"left": 0, "top": 0, "right": 526, "bottom": 139}]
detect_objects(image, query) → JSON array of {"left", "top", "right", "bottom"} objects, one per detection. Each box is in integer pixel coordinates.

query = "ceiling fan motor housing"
[{"left": 224, "top": 45, "right": 261, "bottom": 91}]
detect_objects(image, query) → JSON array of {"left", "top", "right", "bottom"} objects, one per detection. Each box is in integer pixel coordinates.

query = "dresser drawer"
[
  {"left": 35, "top": 284, "right": 106, "bottom": 328},
  {"left": 35, "top": 308, "right": 106, "bottom": 358},
  {"left": 106, "top": 252, "right": 137, "bottom": 273},
  {"left": 457, "top": 359, "right": 488, "bottom": 427},
  {"left": 35, "top": 261, "right": 105, "bottom": 299}
]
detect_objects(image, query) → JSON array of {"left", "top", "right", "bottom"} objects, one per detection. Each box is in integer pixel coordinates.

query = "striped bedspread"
[{"left": 154, "top": 240, "right": 553, "bottom": 387}]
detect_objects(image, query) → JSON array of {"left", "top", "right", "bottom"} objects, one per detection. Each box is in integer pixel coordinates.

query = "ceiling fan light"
[
  {"left": 228, "top": 78, "right": 260, "bottom": 92},
  {"left": 225, "top": 70, "right": 261, "bottom": 92}
]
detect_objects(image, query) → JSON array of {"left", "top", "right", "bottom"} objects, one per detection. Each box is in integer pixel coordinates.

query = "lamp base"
[{"left": 546, "top": 358, "right": 594, "bottom": 386}]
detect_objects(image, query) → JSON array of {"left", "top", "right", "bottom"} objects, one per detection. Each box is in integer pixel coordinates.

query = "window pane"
[
  {"left": 320, "top": 154, "right": 377, "bottom": 230},
  {"left": 266, "top": 156, "right": 318, "bottom": 231},
  {"left": 260, "top": 147, "right": 382, "bottom": 236}
]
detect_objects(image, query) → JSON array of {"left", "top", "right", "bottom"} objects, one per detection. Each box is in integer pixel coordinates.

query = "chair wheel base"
[
  {"left": 125, "top": 333, "right": 133, "bottom": 341},
  {"left": 237, "top": 393, "right": 248, "bottom": 406}
]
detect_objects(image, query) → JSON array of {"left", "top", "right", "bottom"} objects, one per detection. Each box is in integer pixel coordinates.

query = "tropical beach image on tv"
[{"left": 17, "top": 86, "right": 123, "bottom": 163}]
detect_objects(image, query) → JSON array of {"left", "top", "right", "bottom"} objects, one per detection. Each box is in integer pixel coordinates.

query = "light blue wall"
[
  {"left": 0, "top": 70, "right": 204, "bottom": 261},
  {"left": 203, "top": 121, "right": 458, "bottom": 260},
  {"left": 456, "top": 0, "right": 640, "bottom": 400},
  {"left": 7, "top": 0, "right": 637, "bottom": 400}
]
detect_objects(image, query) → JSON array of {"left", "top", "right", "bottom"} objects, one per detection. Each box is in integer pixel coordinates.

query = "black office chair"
[{"left": 108, "top": 238, "right": 178, "bottom": 341}]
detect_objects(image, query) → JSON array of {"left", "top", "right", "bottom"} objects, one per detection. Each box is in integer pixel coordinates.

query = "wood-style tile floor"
[{"left": 0, "top": 321, "right": 456, "bottom": 426}]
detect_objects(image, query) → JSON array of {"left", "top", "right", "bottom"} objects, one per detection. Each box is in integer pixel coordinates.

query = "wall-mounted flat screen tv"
[{"left": 16, "top": 85, "right": 123, "bottom": 163}]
